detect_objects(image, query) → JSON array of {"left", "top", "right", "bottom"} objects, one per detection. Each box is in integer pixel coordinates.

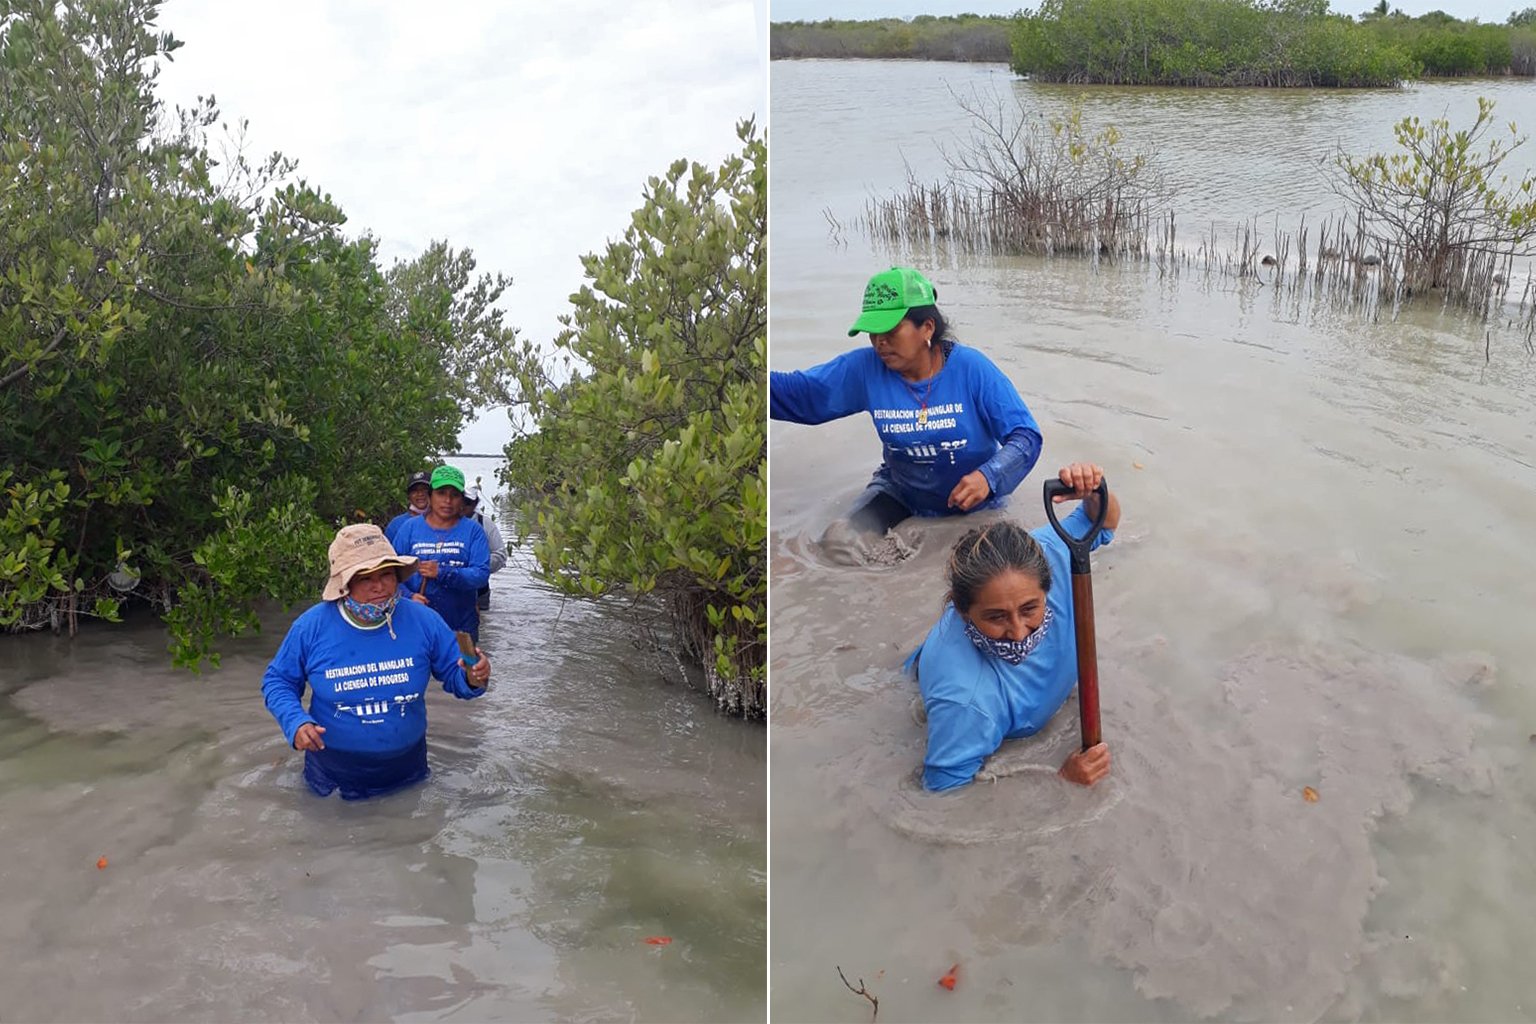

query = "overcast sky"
[
  {"left": 155, "top": 0, "right": 766, "bottom": 454},
  {"left": 771, "top": 1, "right": 1523, "bottom": 23}
]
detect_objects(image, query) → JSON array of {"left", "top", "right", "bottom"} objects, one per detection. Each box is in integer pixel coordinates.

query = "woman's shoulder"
[
  {"left": 280, "top": 600, "right": 340, "bottom": 645},
  {"left": 839, "top": 346, "right": 884, "bottom": 373},
  {"left": 294, "top": 600, "right": 337, "bottom": 627},
  {"left": 915, "top": 606, "right": 991, "bottom": 703},
  {"left": 780, "top": 346, "right": 882, "bottom": 374},
  {"left": 391, "top": 596, "right": 433, "bottom": 620},
  {"left": 945, "top": 341, "right": 1006, "bottom": 376},
  {"left": 390, "top": 598, "right": 451, "bottom": 640}
]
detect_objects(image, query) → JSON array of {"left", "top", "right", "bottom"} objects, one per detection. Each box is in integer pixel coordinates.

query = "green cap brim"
[{"left": 848, "top": 307, "right": 909, "bottom": 337}]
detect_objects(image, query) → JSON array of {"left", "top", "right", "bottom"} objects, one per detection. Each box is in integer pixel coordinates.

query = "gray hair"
[{"left": 944, "top": 521, "right": 1052, "bottom": 613}]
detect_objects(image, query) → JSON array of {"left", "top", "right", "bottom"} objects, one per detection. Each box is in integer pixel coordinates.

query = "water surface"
[
  {"left": 0, "top": 456, "right": 765, "bottom": 1022},
  {"left": 771, "top": 60, "right": 1536, "bottom": 1023}
]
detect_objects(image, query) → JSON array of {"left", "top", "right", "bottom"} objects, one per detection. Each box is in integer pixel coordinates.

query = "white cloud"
[{"left": 155, "top": 0, "right": 764, "bottom": 451}]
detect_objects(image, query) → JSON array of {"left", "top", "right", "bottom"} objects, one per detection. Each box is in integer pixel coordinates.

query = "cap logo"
[{"left": 864, "top": 281, "right": 901, "bottom": 311}]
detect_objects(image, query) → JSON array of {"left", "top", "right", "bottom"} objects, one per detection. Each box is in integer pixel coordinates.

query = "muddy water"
[
  {"left": 770, "top": 61, "right": 1536, "bottom": 1022},
  {"left": 0, "top": 457, "right": 765, "bottom": 1022}
]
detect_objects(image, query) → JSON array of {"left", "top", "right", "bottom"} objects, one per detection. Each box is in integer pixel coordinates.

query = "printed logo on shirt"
[
  {"left": 409, "top": 539, "right": 469, "bottom": 565},
  {"left": 871, "top": 401, "right": 964, "bottom": 435},
  {"left": 334, "top": 691, "right": 421, "bottom": 725},
  {"left": 336, "top": 699, "right": 386, "bottom": 724},
  {"left": 321, "top": 657, "right": 418, "bottom": 693}
]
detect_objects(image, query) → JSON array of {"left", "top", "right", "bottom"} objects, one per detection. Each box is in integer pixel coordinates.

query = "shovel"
[{"left": 1042, "top": 475, "right": 1110, "bottom": 749}]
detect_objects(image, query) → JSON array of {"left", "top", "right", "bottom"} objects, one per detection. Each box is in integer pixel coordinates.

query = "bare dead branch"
[{"left": 837, "top": 965, "right": 879, "bottom": 1022}]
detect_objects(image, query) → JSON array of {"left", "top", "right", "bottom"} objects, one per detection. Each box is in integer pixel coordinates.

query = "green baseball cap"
[
  {"left": 847, "top": 267, "right": 938, "bottom": 337},
  {"left": 430, "top": 465, "right": 465, "bottom": 493}
]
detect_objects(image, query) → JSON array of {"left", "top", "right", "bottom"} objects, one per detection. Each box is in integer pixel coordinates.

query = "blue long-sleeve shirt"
[
  {"left": 907, "top": 505, "right": 1114, "bottom": 791},
  {"left": 261, "top": 598, "right": 484, "bottom": 798},
  {"left": 384, "top": 507, "right": 421, "bottom": 548},
  {"left": 770, "top": 342, "right": 1042, "bottom": 515},
  {"left": 392, "top": 515, "right": 491, "bottom": 638}
]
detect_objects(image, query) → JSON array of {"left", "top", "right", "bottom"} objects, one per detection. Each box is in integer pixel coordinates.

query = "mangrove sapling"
[
  {"left": 1333, "top": 98, "right": 1536, "bottom": 309},
  {"left": 860, "top": 92, "right": 1167, "bottom": 260}
]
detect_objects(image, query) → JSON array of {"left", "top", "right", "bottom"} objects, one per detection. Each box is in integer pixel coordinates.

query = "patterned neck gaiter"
[
  {"left": 342, "top": 591, "right": 399, "bottom": 627},
  {"left": 961, "top": 605, "right": 1054, "bottom": 665}
]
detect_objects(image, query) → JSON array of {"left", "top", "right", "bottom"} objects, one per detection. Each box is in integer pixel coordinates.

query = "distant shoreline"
[{"left": 772, "top": 7, "right": 1536, "bottom": 84}]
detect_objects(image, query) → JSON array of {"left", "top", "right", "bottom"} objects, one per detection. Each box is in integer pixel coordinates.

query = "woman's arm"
[
  {"left": 427, "top": 618, "right": 490, "bottom": 700},
  {"left": 261, "top": 620, "right": 318, "bottom": 747},
  {"left": 976, "top": 426, "right": 1043, "bottom": 499},
  {"left": 484, "top": 518, "right": 508, "bottom": 574},
  {"left": 922, "top": 698, "right": 998, "bottom": 792},
  {"left": 769, "top": 352, "right": 867, "bottom": 424},
  {"left": 437, "top": 526, "right": 491, "bottom": 592}
]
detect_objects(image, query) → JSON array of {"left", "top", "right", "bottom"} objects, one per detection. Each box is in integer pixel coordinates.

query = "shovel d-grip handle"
[
  {"left": 1042, "top": 477, "right": 1110, "bottom": 575},
  {"left": 1042, "top": 475, "right": 1109, "bottom": 750}
]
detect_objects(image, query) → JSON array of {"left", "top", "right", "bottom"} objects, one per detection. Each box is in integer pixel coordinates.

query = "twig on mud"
[{"left": 836, "top": 965, "right": 879, "bottom": 1021}]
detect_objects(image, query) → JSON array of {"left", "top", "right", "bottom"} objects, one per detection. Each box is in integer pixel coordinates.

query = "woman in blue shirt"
[
  {"left": 771, "top": 266, "right": 1043, "bottom": 534},
  {"left": 392, "top": 465, "right": 492, "bottom": 642},
  {"left": 909, "top": 463, "right": 1119, "bottom": 792},
  {"left": 261, "top": 523, "right": 491, "bottom": 800}
]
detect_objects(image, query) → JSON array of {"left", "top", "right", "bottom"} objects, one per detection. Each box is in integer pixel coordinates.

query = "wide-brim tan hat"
[{"left": 322, "top": 523, "right": 419, "bottom": 602}]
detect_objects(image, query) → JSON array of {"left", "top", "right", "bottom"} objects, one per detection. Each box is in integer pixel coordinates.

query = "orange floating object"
[
  {"left": 1302, "top": 786, "right": 1320, "bottom": 803},
  {"left": 643, "top": 936, "right": 672, "bottom": 946},
  {"left": 938, "top": 963, "right": 959, "bottom": 990},
  {"left": 96, "top": 856, "right": 108, "bottom": 870}
]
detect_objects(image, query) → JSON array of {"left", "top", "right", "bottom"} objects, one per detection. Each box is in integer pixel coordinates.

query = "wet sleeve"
[
  {"left": 261, "top": 619, "right": 317, "bottom": 746},
  {"left": 922, "top": 698, "right": 997, "bottom": 792},
  {"left": 438, "top": 524, "right": 491, "bottom": 592},
  {"left": 977, "top": 426, "right": 1043, "bottom": 499},
  {"left": 902, "top": 644, "right": 923, "bottom": 678},
  {"left": 485, "top": 518, "right": 508, "bottom": 574},
  {"left": 1059, "top": 503, "right": 1115, "bottom": 552},
  {"left": 769, "top": 351, "right": 867, "bottom": 423},
  {"left": 427, "top": 615, "right": 486, "bottom": 701}
]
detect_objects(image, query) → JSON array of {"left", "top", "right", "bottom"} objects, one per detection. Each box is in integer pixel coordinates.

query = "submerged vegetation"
[
  {"left": 858, "top": 92, "right": 1536, "bottom": 330},
  {"left": 0, "top": 0, "right": 517, "bottom": 664},
  {"left": 504, "top": 122, "right": 766, "bottom": 720},
  {"left": 860, "top": 95, "right": 1166, "bottom": 258}
]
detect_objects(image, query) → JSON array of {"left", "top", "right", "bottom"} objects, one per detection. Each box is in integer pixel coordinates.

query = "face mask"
[
  {"left": 343, "top": 590, "right": 399, "bottom": 626},
  {"left": 962, "top": 605, "right": 1054, "bottom": 665}
]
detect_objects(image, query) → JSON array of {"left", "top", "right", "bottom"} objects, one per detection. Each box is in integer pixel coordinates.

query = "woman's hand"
[
  {"left": 293, "top": 723, "right": 326, "bottom": 751},
  {"left": 1051, "top": 462, "right": 1121, "bottom": 531},
  {"left": 461, "top": 651, "right": 491, "bottom": 689},
  {"left": 1051, "top": 462, "right": 1105, "bottom": 502},
  {"left": 411, "top": 593, "right": 430, "bottom": 605},
  {"left": 947, "top": 470, "right": 992, "bottom": 511},
  {"left": 1059, "top": 742, "right": 1110, "bottom": 786},
  {"left": 417, "top": 560, "right": 440, "bottom": 579}
]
